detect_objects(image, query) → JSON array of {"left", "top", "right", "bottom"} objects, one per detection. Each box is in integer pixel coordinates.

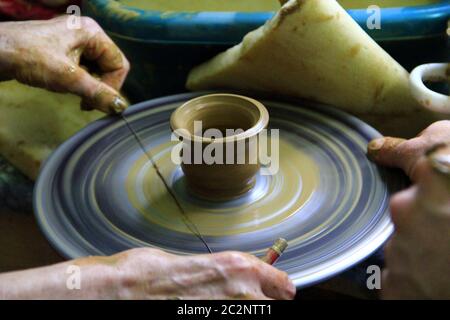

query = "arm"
[
  {"left": 0, "top": 257, "right": 118, "bottom": 299},
  {"left": 0, "top": 248, "right": 296, "bottom": 300}
]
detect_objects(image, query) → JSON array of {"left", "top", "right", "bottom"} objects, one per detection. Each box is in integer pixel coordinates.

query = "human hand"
[
  {"left": 368, "top": 121, "right": 450, "bottom": 181},
  {"left": 0, "top": 248, "right": 296, "bottom": 300},
  {"left": 367, "top": 121, "right": 450, "bottom": 299},
  {"left": 109, "top": 248, "right": 296, "bottom": 300},
  {"left": 0, "top": 16, "right": 130, "bottom": 114}
]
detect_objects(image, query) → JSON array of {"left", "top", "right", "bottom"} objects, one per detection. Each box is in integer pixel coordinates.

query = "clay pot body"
[{"left": 170, "top": 94, "right": 269, "bottom": 201}]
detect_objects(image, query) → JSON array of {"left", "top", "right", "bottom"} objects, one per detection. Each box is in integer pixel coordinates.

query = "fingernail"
[
  {"left": 368, "top": 138, "right": 385, "bottom": 151},
  {"left": 367, "top": 138, "right": 385, "bottom": 160},
  {"left": 110, "top": 96, "right": 128, "bottom": 114}
]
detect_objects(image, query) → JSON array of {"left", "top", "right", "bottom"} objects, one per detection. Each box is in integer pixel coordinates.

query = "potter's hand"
[
  {"left": 367, "top": 121, "right": 450, "bottom": 299},
  {"left": 106, "top": 249, "right": 296, "bottom": 300},
  {"left": 367, "top": 121, "right": 450, "bottom": 181},
  {"left": 0, "top": 16, "right": 129, "bottom": 114},
  {"left": 0, "top": 248, "right": 295, "bottom": 300}
]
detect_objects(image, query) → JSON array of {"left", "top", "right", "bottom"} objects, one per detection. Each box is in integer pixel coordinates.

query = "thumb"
[
  {"left": 367, "top": 137, "right": 407, "bottom": 168},
  {"left": 367, "top": 136, "right": 426, "bottom": 181},
  {"left": 69, "top": 67, "right": 128, "bottom": 114}
]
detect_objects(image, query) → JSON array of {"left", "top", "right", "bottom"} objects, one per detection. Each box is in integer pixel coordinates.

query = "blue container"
[{"left": 83, "top": 0, "right": 450, "bottom": 102}]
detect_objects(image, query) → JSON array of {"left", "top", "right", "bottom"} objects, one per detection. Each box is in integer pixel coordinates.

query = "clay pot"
[{"left": 170, "top": 93, "right": 269, "bottom": 201}]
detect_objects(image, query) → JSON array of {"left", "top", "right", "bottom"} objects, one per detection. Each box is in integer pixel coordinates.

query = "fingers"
[
  {"left": 17, "top": 54, "right": 128, "bottom": 114},
  {"left": 368, "top": 121, "right": 450, "bottom": 180},
  {"left": 416, "top": 145, "right": 450, "bottom": 212},
  {"left": 253, "top": 257, "right": 296, "bottom": 300},
  {"left": 61, "top": 16, "right": 130, "bottom": 112},
  {"left": 388, "top": 155, "right": 450, "bottom": 229},
  {"left": 214, "top": 252, "right": 295, "bottom": 300},
  {"left": 79, "top": 18, "right": 130, "bottom": 91},
  {"left": 389, "top": 144, "right": 450, "bottom": 216},
  {"left": 368, "top": 136, "right": 435, "bottom": 181},
  {"left": 242, "top": 253, "right": 295, "bottom": 300},
  {"left": 367, "top": 137, "right": 408, "bottom": 169},
  {"left": 68, "top": 66, "right": 128, "bottom": 114},
  {"left": 18, "top": 16, "right": 130, "bottom": 113}
]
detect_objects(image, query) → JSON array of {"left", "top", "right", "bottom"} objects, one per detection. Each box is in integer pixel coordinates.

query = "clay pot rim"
[{"left": 170, "top": 93, "right": 269, "bottom": 143}]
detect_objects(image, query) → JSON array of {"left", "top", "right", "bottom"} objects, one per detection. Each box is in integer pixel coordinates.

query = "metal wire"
[{"left": 121, "top": 114, "right": 212, "bottom": 254}]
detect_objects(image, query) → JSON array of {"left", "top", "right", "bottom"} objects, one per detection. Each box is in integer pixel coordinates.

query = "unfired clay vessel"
[{"left": 170, "top": 93, "right": 269, "bottom": 201}]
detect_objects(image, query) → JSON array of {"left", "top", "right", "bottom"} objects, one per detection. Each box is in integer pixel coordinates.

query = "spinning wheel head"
[{"left": 34, "top": 92, "right": 407, "bottom": 288}]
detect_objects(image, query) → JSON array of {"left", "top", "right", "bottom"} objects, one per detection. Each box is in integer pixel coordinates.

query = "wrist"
[
  {"left": 0, "top": 257, "right": 122, "bottom": 299},
  {"left": 111, "top": 248, "right": 170, "bottom": 300},
  {"left": 67, "top": 256, "right": 124, "bottom": 299}
]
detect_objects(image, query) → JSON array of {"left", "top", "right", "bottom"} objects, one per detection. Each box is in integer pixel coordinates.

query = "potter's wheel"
[{"left": 34, "top": 93, "right": 406, "bottom": 288}]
